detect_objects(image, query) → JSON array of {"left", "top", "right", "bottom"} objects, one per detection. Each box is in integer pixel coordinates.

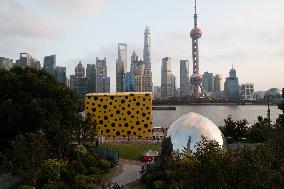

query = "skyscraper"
[
  {"left": 224, "top": 66, "right": 240, "bottom": 102},
  {"left": 54, "top": 66, "right": 66, "bottom": 84},
  {"left": 214, "top": 74, "right": 223, "bottom": 92},
  {"left": 43, "top": 55, "right": 56, "bottom": 75},
  {"left": 0, "top": 57, "right": 13, "bottom": 70},
  {"left": 75, "top": 61, "right": 85, "bottom": 78},
  {"left": 132, "top": 60, "right": 145, "bottom": 92},
  {"left": 123, "top": 72, "right": 135, "bottom": 92},
  {"left": 96, "top": 57, "right": 110, "bottom": 93},
  {"left": 86, "top": 64, "right": 96, "bottom": 92},
  {"left": 143, "top": 26, "right": 153, "bottom": 92},
  {"left": 161, "top": 57, "right": 176, "bottom": 99},
  {"left": 96, "top": 57, "right": 107, "bottom": 77},
  {"left": 116, "top": 43, "right": 127, "bottom": 92},
  {"left": 202, "top": 71, "right": 214, "bottom": 92},
  {"left": 130, "top": 51, "right": 138, "bottom": 73},
  {"left": 189, "top": 0, "right": 206, "bottom": 99},
  {"left": 16, "top": 53, "right": 41, "bottom": 70},
  {"left": 180, "top": 60, "right": 190, "bottom": 97}
]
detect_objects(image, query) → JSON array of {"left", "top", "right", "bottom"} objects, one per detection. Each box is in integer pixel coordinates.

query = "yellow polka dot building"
[{"left": 85, "top": 92, "right": 152, "bottom": 139}]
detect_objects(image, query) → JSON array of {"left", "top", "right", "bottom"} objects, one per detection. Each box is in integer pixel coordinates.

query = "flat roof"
[{"left": 86, "top": 92, "right": 152, "bottom": 96}]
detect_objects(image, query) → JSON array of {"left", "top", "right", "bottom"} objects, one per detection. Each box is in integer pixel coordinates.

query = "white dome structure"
[{"left": 166, "top": 112, "right": 226, "bottom": 152}]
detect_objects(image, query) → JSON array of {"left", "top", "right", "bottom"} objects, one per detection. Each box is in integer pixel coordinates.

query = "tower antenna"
[{"left": 194, "top": 0, "right": 197, "bottom": 14}]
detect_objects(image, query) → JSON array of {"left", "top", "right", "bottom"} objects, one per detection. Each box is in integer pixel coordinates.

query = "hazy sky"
[{"left": 1, "top": 0, "right": 283, "bottom": 91}]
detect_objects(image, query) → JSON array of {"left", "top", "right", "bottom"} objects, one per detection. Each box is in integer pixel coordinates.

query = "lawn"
[{"left": 100, "top": 143, "right": 160, "bottom": 160}]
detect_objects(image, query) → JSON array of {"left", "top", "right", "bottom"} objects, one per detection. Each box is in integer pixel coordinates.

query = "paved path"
[{"left": 111, "top": 159, "right": 143, "bottom": 187}]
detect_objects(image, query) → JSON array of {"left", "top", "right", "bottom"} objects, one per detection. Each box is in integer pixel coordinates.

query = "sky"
[{"left": 0, "top": 0, "right": 284, "bottom": 91}]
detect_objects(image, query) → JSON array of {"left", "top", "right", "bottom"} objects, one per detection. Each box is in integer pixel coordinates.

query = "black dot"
[
  {"left": 124, "top": 123, "right": 129, "bottom": 127},
  {"left": 133, "top": 98, "right": 136, "bottom": 101},
  {"left": 98, "top": 104, "right": 101, "bottom": 107},
  {"left": 100, "top": 99, "right": 103, "bottom": 102},
  {"left": 116, "top": 110, "right": 120, "bottom": 114},
  {"left": 87, "top": 113, "right": 91, "bottom": 116},
  {"left": 143, "top": 98, "right": 146, "bottom": 101},
  {"left": 125, "top": 96, "right": 128, "bottom": 99},
  {"left": 109, "top": 102, "right": 113, "bottom": 105},
  {"left": 127, "top": 111, "right": 131, "bottom": 115},
  {"left": 138, "top": 128, "right": 141, "bottom": 131},
  {"left": 122, "top": 107, "right": 125, "bottom": 110},
  {"left": 103, "top": 105, "right": 107, "bottom": 109},
  {"left": 106, "top": 129, "right": 110, "bottom": 133},
  {"left": 142, "top": 113, "right": 146, "bottom": 117},
  {"left": 110, "top": 96, "right": 114, "bottom": 100},
  {"left": 127, "top": 131, "right": 131, "bottom": 135},
  {"left": 145, "top": 93, "right": 150, "bottom": 96},
  {"left": 116, "top": 131, "right": 120, "bottom": 136},
  {"left": 136, "top": 102, "right": 140, "bottom": 106},
  {"left": 110, "top": 114, "right": 114, "bottom": 117},
  {"left": 121, "top": 99, "right": 125, "bottom": 103},
  {"left": 128, "top": 104, "right": 130, "bottom": 107},
  {"left": 146, "top": 117, "right": 150, "bottom": 120},
  {"left": 131, "top": 126, "right": 134, "bottom": 129},
  {"left": 131, "top": 115, "right": 134, "bottom": 118},
  {"left": 111, "top": 123, "right": 115, "bottom": 127},
  {"left": 133, "top": 132, "right": 137, "bottom": 135},
  {"left": 94, "top": 97, "right": 98, "bottom": 100},
  {"left": 146, "top": 107, "right": 149, "bottom": 110},
  {"left": 99, "top": 120, "right": 103, "bottom": 124},
  {"left": 148, "top": 129, "right": 151, "bottom": 132},
  {"left": 136, "top": 121, "right": 140, "bottom": 125},
  {"left": 123, "top": 118, "right": 126, "bottom": 121},
  {"left": 104, "top": 116, "right": 108, "bottom": 120},
  {"left": 144, "top": 124, "right": 148, "bottom": 128},
  {"left": 88, "top": 96, "right": 91, "bottom": 99},
  {"left": 104, "top": 124, "right": 107, "bottom": 127},
  {"left": 136, "top": 111, "right": 140, "bottom": 114}
]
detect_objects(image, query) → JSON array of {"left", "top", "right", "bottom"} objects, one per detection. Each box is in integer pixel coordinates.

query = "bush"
[
  {"left": 71, "top": 145, "right": 88, "bottom": 161},
  {"left": 83, "top": 154, "right": 97, "bottom": 168},
  {"left": 153, "top": 180, "right": 167, "bottom": 189},
  {"left": 88, "top": 167, "right": 101, "bottom": 175},
  {"left": 75, "top": 174, "right": 101, "bottom": 189},
  {"left": 42, "top": 182, "right": 69, "bottom": 189},
  {"left": 97, "top": 159, "right": 111, "bottom": 173},
  {"left": 18, "top": 185, "right": 33, "bottom": 189},
  {"left": 69, "top": 160, "right": 88, "bottom": 176}
]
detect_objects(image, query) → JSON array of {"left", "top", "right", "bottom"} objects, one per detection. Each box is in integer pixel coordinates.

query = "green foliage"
[
  {"left": 141, "top": 162, "right": 167, "bottom": 188},
  {"left": 0, "top": 67, "right": 81, "bottom": 154},
  {"left": 71, "top": 145, "right": 88, "bottom": 161},
  {"left": 248, "top": 116, "right": 272, "bottom": 142},
  {"left": 18, "top": 185, "right": 33, "bottom": 189},
  {"left": 160, "top": 137, "right": 173, "bottom": 158},
  {"left": 42, "top": 182, "right": 69, "bottom": 189},
  {"left": 75, "top": 174, "right": 101, "bottom": 189},
  {"left": 153, "top": 180, "right": 167, "bottom": 189},
  {"left": 97, "top": 159, "right": 112, "bottom": 173},
  {"left": 39, "top": 159, "right": 68, "bottom": 185},
  {"left": 69, "top": 160, "right": 88, "bottom": 176}
]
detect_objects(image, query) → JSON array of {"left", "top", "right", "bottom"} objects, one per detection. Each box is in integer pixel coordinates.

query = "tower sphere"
[
  {"left": 190, "top": 28, "right": 202, "bottom": 39},
  {"left": 190, "top": 73, "right": 203, "bottom": 85}
]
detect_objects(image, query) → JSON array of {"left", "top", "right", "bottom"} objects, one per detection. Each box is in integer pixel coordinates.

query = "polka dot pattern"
[{"left": 85, "top": 93, "right": 152, "bottom": 139}]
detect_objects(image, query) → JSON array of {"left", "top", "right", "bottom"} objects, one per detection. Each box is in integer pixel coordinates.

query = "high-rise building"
[
  {"left": 70, "top": 75, "right": 88, "bottom": 99},
  {"left": 180, "top": 60, "right": 190, "bottom": 97},
  {"left": 54, "top": 66, "right": 66, "bottom": 84},
  {"left": 130, "top": 51, "right": 139, "bottom": 73},
  {"left": 16, "top": 53, "right": 41, "bottom": 70},
  {"left": 96, "top": 57, "right": 107, "bottom": 77},
  {"left": 153, "top": 86, "right": 161, "bottom": 99},
  {"left": 202, "top": 71, "right": 214, "bottom": 92},
  {"left": 132, "top": 60, "right": 145, "bottom": 92},
  {"left": 123, "top": 72, "right": 135, "bottom": 92},
  {"left": 143, "top": 26, "right": 152, "bottom": 92},
  {"left": 241, "top": 83, "right": 255, "bottom": 100},
  {"left": 189, "top": 0, "right": 206, "bottom": 99},
  {"left": 224, "top": 66, "right": 240, "bottom": 102},
  {"left": 96, "top": 77, "right": 110, "bottom": 93},
  {"left": 214, "top": 74, "right": 223, "bottom": 92},
  {"left": 75, "top": 61, "right": 85, "bottom": 78},
  {"left": 0, "top": 57, "right": 13, "bottom": 70},
  {"left": 161, "top": 57, "right": 176, "bottom": 99},
  {"left": 86, "top": 64, "right": 96, "bottom": 92},
  {"left": 43, "top": 55, "right": 56, "bottom": 75},
  {"left": 116, "top": 43, "right": 127, "bottom": 92}
]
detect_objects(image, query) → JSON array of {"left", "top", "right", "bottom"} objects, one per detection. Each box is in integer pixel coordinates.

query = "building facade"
[
  {"left": 153, "top": 86, "right": 161, "bottom": 99},
  {"left": 0, "top": 57, "right": 13, "bottom": 70},
  {"left": 180, "top": 60, "right": 190, "bottom": 97},
  {"left": 123, "top": 72, "right": 135, "bottom": 92},
  {"left": 143, "top": 26, "right": 152, "bottom": 92},
  {"left": 54, "top": 66, "right": 67, "bottom": 84},
  {"left": 224, "top": 67, "right": 240, "bottom": 102},
  {"left": 96, "top": 77, "right": 110, "bottom": 93},
  {"left": 85, "top": 92, "right": 152, "bottom": 139},
  {"left": 161, "top": 57, "right": 176, "bottom": 99},
  {"left": 202, "top": 71, "right": 214, "bottom": 92},
  {"left": 240, "top": 83, "right": 255, "bottom": 100},
  {"left": 214, "top": 74, "right": 223, "bottom": 92},
  {"left": 16, "top": 53, "right": 41, "bottom": 70},
  {"left": 86, "top": 64, "right": 96, "bottom": 93},
  {"left": 75, "top": 62, "right": 85, "bottom": 78},
  {"left": 43, "top": 55, "right": 56, "bottom": 75},
  {"left": 116, "top": 43, "right": 127, "bottom": 92}
]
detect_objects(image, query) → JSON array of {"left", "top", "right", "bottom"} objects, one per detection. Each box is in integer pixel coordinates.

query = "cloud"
[{"left": 0, "top": 1, "right": 56, "bottom": 39}]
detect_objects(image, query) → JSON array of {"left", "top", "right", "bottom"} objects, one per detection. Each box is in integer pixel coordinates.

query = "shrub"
[
  {"left": 88, "top": 167, "right": 101, "bottom": 175},
  {"left": 97, "top": 159, "right": 111, "bottom": 173},
  {"left": 42, "top": 182, "right": 69, "bottom": 189},
  {"left": 153, "top": 180, "right": 167, "bottom": 189},
  {"left": 71, "top": 145, "right": 88, "bottom": 161},
  {"left": 69, "top": 160, "right": 88, "bottom": 176},
  {"left": 83, "top": 154, "right": 97, "bottom": 168},
  {"left": 75, "top": 175, "right": 100, "bottom": 189},
  {"left": 18, "top": 185, "right": 33, "bottom": 189}
]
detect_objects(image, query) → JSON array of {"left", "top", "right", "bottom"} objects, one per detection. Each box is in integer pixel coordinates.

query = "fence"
[{"left": 88, "top": 146, "right": 119, "bottom": 164}]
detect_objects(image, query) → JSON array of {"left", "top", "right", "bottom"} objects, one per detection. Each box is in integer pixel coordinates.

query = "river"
[{"left": 152, "top": 105, "right": 282, "bottom": 128}]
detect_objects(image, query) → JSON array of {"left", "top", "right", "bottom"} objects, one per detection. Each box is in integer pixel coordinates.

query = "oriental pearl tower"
[{"left": 189, "top": 0, "right": 207, "bottom": 99}]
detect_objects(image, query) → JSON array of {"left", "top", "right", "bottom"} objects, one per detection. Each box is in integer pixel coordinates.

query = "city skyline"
[{"left": 0, "top": 0, "right": 284, "bottom": 91}]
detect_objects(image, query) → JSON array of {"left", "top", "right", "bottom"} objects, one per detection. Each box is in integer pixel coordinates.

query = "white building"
[
  {"left": 240, "top": 83, "right": 256, "bottom": 100},
  {"left": 180, "top": 60, "right": 190, "bottom": 97},
  {"left": 161, "top": 57, "right": 176, "bottom": 99}
]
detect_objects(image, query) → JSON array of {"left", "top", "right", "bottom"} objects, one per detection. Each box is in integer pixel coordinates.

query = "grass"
[{"left": 100, "top": 143, "right": 160, "bottom": 160}]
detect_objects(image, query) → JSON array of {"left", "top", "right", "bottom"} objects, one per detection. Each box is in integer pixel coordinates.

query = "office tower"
[
  {"left": 96, "top": 57, "right": 110, "bottom": 93},
  {"left": 132, "top": 60, "right": 145, "bottom": 92},
  {"left": 70, "top": 75, "right": 88, "bottom": 99},
  {"left": 224, "top": 66, "right": 240, "bottom": 102},
  {"left": 143, "top": 26, "right": 153, "bottom": 92},
  {"left": 86, "top": 64, "right": 96, "bottom": 92},
  {"left": 43, "top": 55, "right": 56, "bottom": 75},
  {"left": 153, "top": 86, "right": 161, "bottom": 99},
  {"left": 96, "top": 77, "right": 110, "bottom": 93},
  {"left": 75, "top": 61, "right": 85, "bottom": 78},
  {"left": 96, "top": 57, "right": 107, "bottom": 77},
  {"left": 116, "top": 43, "right": 127, "bottom": 92},
  {"left": 0, "top": 57, "right": 13, "bottom": 70},
  {"left": 180, "top": 60, "right": 190, "bottom": 97},
  {"left": 16, "top": 53, "right": 41, "bottom": 70},
  {"left": 241, "top": 83, "right": 255, "bottom": 100},
  {"left": 189, "top": 0, "right": 206, "bottom": 99},
  {"left": 54, "top": 66, "right": 66, "bottom": 85},
  {"left": 130, "top": 51, "right": 139, "bottom": 73},
  {"left": 214, "top": 74, "right": 223, "bottom": 92},
  {"left": 123, "top": 72, "right": 135, "bottom": 92},
  {"left": 161, "top": 57, "right": 176, "bottom": 98},
  {"left": 202, "top": 71, "right": 214, "bottom": 92}
]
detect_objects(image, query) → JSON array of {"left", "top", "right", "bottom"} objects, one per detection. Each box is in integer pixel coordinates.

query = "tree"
[
  {"left": 248, "top": 116, "right": 272, "bottom": 143},
  {"left": 0, "top": 67, "right": 81, "bottom": 155},
  {"left": 221, "top": 116, "right": 248, "bottom": 141}
]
